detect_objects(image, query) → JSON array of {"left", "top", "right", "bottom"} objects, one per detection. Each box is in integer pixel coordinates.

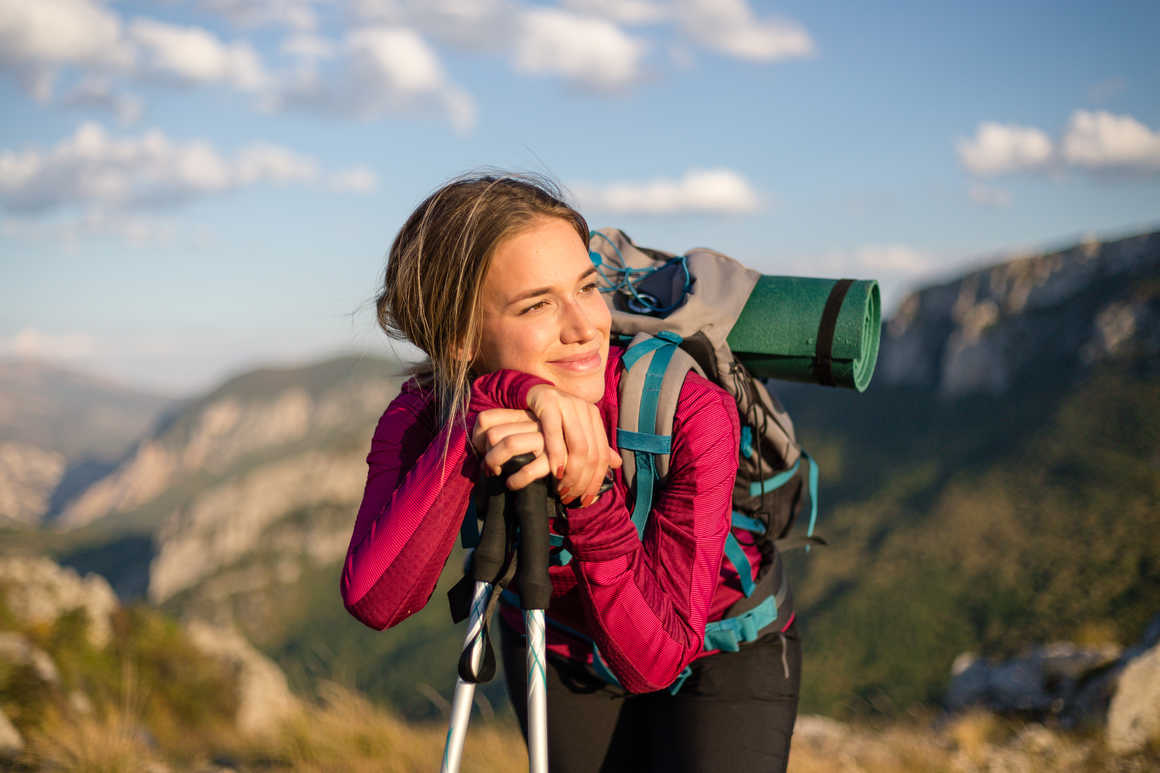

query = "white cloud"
[
  {"left": 129, "top": 18, "right": 270, "bottom": 91},
  {"left": 202, "top": 0, "right": 319, "bottom": 31},
  {"left": 851, "top": 245, "right": 930, "bottom": 273},
  {"left": 0, "top": 122, "right": 374, "bottom": 217},
  {"left": 0, "top": 0, "right": 134, "bottom": 98},
  {"left": 563, "top": 0, "right": 668, "bottom": 25},
  {"left": 0, "top": 0, "right": 132, "bottom": 69},
  {"left": 0, "top": 328, "right": 100, "bottom": 361},
  {"left": 329, "top": 166, "right": 379, "bottom": 193},
  {"left": 968, "top": 182, "right": 1012, "bottom": 208},
  {"left": 1, "top": 210, "right": 178, "bottom": 246},
  {"left": 270, "top": 26, "right": 476, "bottom": 132},
  {"left": 956, "top": 121, "right": 1054, "bottom": 176},
  {"left": 235, "top": 143, "right": 319, "bottom": 185},
  {"left": 573, "top": 168, "right": 761, "bottom": 214},
  {"left": 1060, "top": 110, "right": 1160, "bottom": 172},
  {"left": 350, "top": 0, "right": 519, "bottom": 50},
  {"left": 514, "top": 8, "right": 648, "bottom": 91},
  {"left": 674, "top": 0, "right": 814, "bottom": 62},
  {"left": 59, "top": 76, "right": 143, "bottom": 124},
  {"left": 280, "top": 33, "right": 335, "bottom": 62}
]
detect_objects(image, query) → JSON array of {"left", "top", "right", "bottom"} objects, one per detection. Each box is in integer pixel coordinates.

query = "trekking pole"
[
  {"left": 513, "top": 464, "right": 552, "bottom": 773},
  {"left": 442, "top": 454, "right": 551, "bottom": 773},
  {"left": 441, "top": 463, "right": 512, "bottom": 773}
]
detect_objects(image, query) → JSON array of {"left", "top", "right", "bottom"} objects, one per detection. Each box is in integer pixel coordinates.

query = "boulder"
[
  {"left": 184, "top": 619, "right": 301, "bottom": 737},
  {"left": 0, "top": 556, "right": 118, "bottom": 648},
  {"left": 947, "top": 642, "right": 1121, "bottom": 723},
  {"left": 1107, "top": 642, "right": 1160, "bottom": 755}
]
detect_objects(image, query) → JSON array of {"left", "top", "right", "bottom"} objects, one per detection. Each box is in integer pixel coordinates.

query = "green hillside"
[{"left": 780, "top": 357, "right": 1159, "bottom": 717}]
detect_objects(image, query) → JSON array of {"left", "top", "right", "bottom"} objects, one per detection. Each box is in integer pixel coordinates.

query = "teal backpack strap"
[
  {"left": 703, "top": 560, "right": 793, "bottom": 652},
  {"left": 617, "top": 331, "right": 697, "bottom": 537}
]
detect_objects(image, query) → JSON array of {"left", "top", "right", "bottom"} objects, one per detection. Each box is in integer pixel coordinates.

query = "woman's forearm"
[
  {"left": 339, "top": 392, "right": 476, "bottom": 630},
  {"left": 340, "top": 369, "right": 552, "bottom": 631}
]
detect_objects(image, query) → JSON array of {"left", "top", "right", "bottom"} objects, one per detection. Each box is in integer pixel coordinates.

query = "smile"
[{"left": 549, "top": 350, "right": 602, "bottom": 372}]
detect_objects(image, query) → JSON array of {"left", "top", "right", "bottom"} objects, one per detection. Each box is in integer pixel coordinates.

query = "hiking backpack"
[{"left": 455, "top": 228, "right": 824, "bottom": 693}]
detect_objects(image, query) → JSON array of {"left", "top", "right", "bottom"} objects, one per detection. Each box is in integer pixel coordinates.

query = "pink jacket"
[{"left": 340, "top": 345, "right": 752, "bottom": 693}]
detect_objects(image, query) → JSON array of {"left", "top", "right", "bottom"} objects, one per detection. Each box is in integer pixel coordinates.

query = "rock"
[
  {"left": 946, "top": 642, "right": 1122, "bottom": 723},
  {"left": 0, "top": 706, "right": 22, "bottom": 756},
  {"left": 0, "top": 441, "right": 65, "bottom": 526},
  {"left": 148, "top": 449, "right": 366, "bottom": 602},
  {"left": 0, "top": 556, "right": 118, "bottom": 648},
  {"left": 0, "top": 632, "right": 59, "bottom": 685},
  {"left": 184, "top": 620, "right": 301, "bottom": 737},
  {"left": 1107, "top": 642, "right": 1160, "bottom": 755}
]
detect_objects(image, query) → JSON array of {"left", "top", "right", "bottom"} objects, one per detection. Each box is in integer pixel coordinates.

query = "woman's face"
[{"left": 474, "top": 216, "right": 611, "bottom": 403}]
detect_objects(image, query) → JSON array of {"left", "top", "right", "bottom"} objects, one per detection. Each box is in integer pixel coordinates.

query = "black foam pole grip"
[
  {"left": 503, "top": 453, "right": 552, "bottom": 611},
  {"left": 472, "top": 473, "right": 509, "bottom": 584}
]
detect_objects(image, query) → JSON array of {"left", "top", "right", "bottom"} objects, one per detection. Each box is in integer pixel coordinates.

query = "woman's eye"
[
  {"left": 520, "top": 300, "right": 549, "bottom": 315},
  {"left": 580, "top": 282, "right": 599, "bottom": 293}
]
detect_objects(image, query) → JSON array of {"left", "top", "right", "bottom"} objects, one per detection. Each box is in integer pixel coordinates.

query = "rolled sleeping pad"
[{"left": 726, "top": 276, "right": 882, "bottom": 392}]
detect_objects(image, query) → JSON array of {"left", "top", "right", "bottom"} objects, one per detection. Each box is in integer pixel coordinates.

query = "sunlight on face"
[{"left": 474, "top": 217, "right": 611, "bottom": 403}]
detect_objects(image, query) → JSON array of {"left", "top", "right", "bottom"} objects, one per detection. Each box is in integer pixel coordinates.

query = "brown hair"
[{"left": 376, "top": 172, "right": 589, "bottom": 438}]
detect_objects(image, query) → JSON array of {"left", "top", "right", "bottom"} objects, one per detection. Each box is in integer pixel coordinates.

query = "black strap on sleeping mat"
[{"left": 813, "top": 278, "right": 854, "bottom": 387}]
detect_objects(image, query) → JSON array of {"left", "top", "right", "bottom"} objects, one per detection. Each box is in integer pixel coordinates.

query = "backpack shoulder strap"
[{"left": 616, "top": 331, "right": 704, "bottom": 537}]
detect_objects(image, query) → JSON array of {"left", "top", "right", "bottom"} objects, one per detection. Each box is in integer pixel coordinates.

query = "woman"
[{"left": 340, "top": 174, "right": 800, "bottom": 771}]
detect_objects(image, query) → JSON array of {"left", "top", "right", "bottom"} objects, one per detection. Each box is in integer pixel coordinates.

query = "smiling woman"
[{"left": 340, "top": 173, "right": 800, "bottom": 772}]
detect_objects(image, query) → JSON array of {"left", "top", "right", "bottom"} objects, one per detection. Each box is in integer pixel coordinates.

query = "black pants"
[{"left": 500, "top": 619, "right": 801, "bottom": 772}]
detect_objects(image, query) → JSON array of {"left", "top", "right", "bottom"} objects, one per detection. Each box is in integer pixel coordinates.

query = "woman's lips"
[{"left": 549, "top": 350, "right": 602, "bottom": 372}]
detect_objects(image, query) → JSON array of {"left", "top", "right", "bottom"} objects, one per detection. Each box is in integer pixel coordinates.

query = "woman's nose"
[{"left": 560, "top": 298, "right": 596, "bottom": 342}]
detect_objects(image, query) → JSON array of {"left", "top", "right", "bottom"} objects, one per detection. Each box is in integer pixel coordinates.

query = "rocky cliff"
[
  {"left": 879, "top": 230, "right": 1159, "bottom": 396},
  {"left": 57, "top": 356, "right": 402, "bottom": 530},
  {"left": 0, "top": 359, "right": 171, "bottom": 526}
]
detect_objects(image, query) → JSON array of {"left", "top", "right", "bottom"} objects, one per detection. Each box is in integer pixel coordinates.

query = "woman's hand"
[
  {"left": 526, "top": 384, "right": 621, "bottom": 507},
  {"left": 471, "top": 408, "right": 551, "bottom": 489}
]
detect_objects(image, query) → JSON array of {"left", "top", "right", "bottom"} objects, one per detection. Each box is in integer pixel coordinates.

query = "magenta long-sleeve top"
[{"left": 339, "top": 344, "right": 754, "bottom": 694}]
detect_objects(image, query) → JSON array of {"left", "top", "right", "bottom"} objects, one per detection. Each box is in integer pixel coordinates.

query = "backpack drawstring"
[{"left": 778, "top": 631, "right": 789, "bottom": 680}]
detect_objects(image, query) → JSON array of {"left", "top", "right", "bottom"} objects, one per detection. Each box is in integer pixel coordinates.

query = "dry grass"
[
  {"left": 271, "top": 681, "right": 526, "bottom": 773},
  {"left": 23, "top": 702, "right": 165, "bottom": 772}
]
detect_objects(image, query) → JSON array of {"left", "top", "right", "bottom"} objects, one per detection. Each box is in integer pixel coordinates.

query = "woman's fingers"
[
  {"left": 580, "top": 399, "right": 607, "bottom": 503},
  {"left": 536, "top": 402, "right": 568, "bottom": 489},
  {"left": 557, "top": 398, "right": 590, "bottom": 500},
  {"left": 482, "top": 429, "right": 545, "bottom": 477},
  {"left": 476, "top": 421, "right": 542, "bottom": 473},
  {"left": 504, "top": 452, "right": 552, "bottom": 490},
  {"left": 472, "top": 408, "right": 537, "bottom": 455}
]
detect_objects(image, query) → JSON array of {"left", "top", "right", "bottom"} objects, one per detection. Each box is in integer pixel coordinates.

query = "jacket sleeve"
[
  {"left": 558, "top": 371, "right": 739, "bottom": 693},
  {"left": 339, "top": 369, "right": 550, "bottom": 630}
]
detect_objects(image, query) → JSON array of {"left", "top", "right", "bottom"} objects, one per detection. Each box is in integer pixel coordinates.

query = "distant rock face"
[
  {"left": 184, "top": 619, "right": 301, "bottom": 737},
  {"left": 879, "top": 230, "right": 1160, "bottom": 397},
  {"left": 148, "top": 448, "right": 367, "bottom": 603},
  {"left": 0, "top": 442, "right": 65, "bottom": 525},
  {"left": 58, "top": 375, "right": 398, "bottom": 529},
  {"left": 1107, "top": 642, "right": 1160, "bottom": 755},
  {"left": 0, "top": 557, "right": 118, "bottom": 648}
]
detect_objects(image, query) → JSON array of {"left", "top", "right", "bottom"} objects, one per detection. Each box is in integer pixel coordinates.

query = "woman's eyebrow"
[{"left": 507, "top": 266, "right": 598, "bottom": 305}]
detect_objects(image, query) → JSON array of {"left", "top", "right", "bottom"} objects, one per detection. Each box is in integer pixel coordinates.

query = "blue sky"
[{"left": 2, "top": 0, "right": 1158, "bottom": 396}]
